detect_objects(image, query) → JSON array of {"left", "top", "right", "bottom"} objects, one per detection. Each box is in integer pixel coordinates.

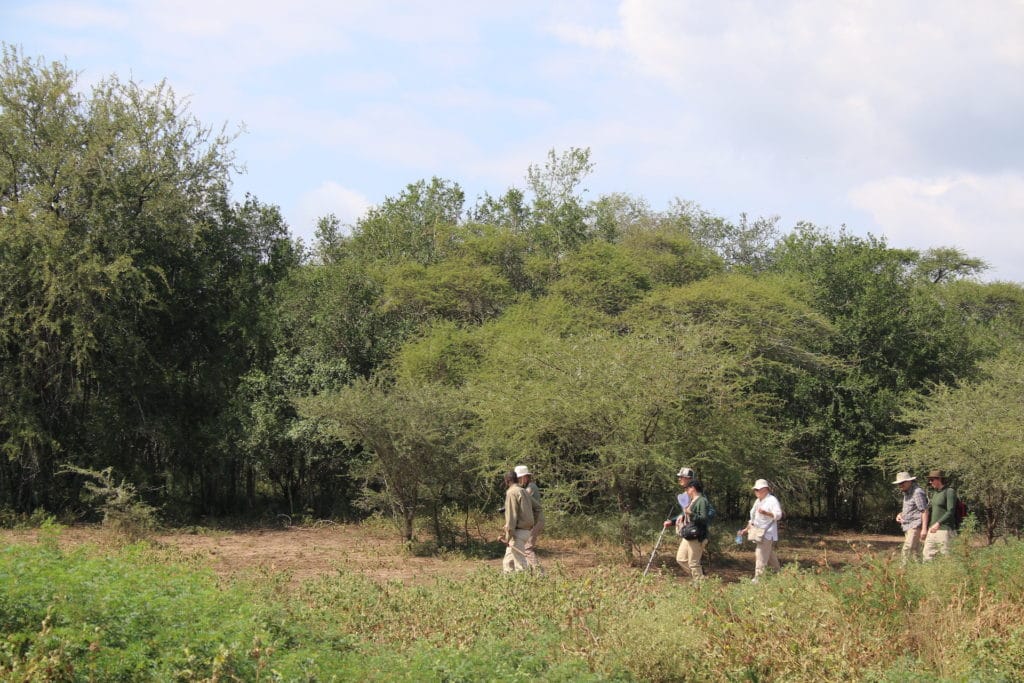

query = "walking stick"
[
  {"left": 642, "top": 525, "right": 670, "bottom": 578},
  {"left": 642, "top": 493, "right": 689, "bottom": 579}
]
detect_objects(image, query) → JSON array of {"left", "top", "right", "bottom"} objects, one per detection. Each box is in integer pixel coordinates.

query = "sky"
[{"left": 4, "top": 1, "right": 1023, "bottom": 281}]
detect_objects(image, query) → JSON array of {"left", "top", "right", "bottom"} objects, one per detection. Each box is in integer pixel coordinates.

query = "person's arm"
[
  {"left": 921, "top": 506, "right": 930, "bottom": 538},
  {"left": 757, "top": 497, "right": 782, "bottom": 521},
  {"left": 504, "top": 490, "right": 517, "bottom": 535},
  {"left": 690, "top": 498, "right": 708, "bottom": 525}
]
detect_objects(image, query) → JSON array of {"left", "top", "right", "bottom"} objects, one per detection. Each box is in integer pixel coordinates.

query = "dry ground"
[{"left": 0, "top": 521, "right": 906, "bottom": 588}]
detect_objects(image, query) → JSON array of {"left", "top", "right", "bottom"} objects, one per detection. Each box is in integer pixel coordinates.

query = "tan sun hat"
[
  {"left": 752, "top": 478, "right": 771, "bottom": 490},
  {"left": 514, "top": 465, "right": 532, "bottom": 478},
  {"left": 892, "top": 471, "right": 916, "bottom": 485}
]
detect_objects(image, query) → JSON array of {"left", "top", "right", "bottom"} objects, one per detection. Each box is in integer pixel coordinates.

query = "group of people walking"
[
  {"left": 499, "top": 464, "right": 960, "bottom": 579},
  {"left": 666, "top": 468, "right": 782, "bottom": 582},
  {"left": 894, "top": 469, "right": 960, "bottom": 563}
]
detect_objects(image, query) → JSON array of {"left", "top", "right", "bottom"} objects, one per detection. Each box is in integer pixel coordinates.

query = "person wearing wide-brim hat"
[
  {"left": 892, "top": 471, "right": 928, "bottom": 564},
  {"left": 738, "top": 479, "right": 783, "bottom": 581},
  {"left": 921, "top": 469, "right": 959, "bottom": 561}
]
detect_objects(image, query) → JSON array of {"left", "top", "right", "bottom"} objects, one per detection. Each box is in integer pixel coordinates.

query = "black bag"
[{"left": 678, "top": 523, "right": 701, "bottom": 540}]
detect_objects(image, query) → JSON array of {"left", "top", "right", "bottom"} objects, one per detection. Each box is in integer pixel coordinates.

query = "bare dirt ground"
[{"left": 0, "top": 521, "right": 906, "bottom": 588}]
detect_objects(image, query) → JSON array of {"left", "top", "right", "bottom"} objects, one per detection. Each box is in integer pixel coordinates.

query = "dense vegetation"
[
  {"left": 3, "top": 524, "right": 1024, "bottom": 681},
  {"left": 2, "top": 46, "right": 1024, "bottom": 547}
]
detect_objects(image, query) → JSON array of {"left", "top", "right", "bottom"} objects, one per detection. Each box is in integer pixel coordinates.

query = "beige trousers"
[
  {"left": 754, "top": 538, "right": 781, "bottom": 577},
  {"left": 676, "top": 538, "right": 707, "bottom": 580},
  {"left": 900, "top": 527, "right": 923, "bottom": 564},
  {"left": 923, "top": 529, "right": 955, "bottom": 562},
  {"left": 502, "top": 528, "right": 532, "bottom": 572}
]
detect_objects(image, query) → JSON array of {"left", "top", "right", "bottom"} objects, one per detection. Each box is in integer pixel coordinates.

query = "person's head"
[
  {"left": 752, "top": 478, "right": 771, "bottom": 500},
  {"left": 892, "top": 471, "right": 917, "bottom": 492},
  {"left": 514, "top": 465, "right": 532, "bottom": 486},
  {"left": 926, "top": 469, "right": 946, "bottom": 490},
  {"left": 686, "top": 480, "right": 703, "bottom": 497},
  {"left": 676, "top": 466, "right": 695, "bottom": 487},
  {"left": 503, "top": 470, "right": 518, "bottom": 488}
]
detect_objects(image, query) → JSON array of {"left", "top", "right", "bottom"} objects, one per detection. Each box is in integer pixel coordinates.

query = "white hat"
[
  {"left": 892, "top": 471, "right": 916, "bottom": 485},
  {"left": 676, "top": 467, "right": 695, "bottom": 478},
  {"left": 514, "top": 465, "right": 532, "bottom": 478},
  {"left": 752, "top": 479, "right": 771, "bottom": 490}
]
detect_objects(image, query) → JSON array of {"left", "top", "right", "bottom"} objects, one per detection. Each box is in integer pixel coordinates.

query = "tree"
[
  {"left": 350, "top": 177, "right": 464, "bottom": 265},
  {"left": 0, "top": 47, "right": 295, "bottom": 514},
  {"left": 892, "top": 348, "right": 1024, "bottom": 542},
  {"left": 767, "top": 224, "right": 988, "bottom": 521},
  {"left": 464, "top": 315, "right": 785, "bottom": 555},
  {"left": 299, "top": 377, "right": 475, "bottom": 542},
  {"left": 525, "top": 147, "right": 594, "bottom": 253}
]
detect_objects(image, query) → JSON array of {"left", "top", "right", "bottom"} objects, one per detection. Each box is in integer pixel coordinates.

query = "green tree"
[
  {"left": 0, "top": 47, "right": 295, "bottom": 514},
  {"left": 299, "top": 377, "right": 475, "bottom": 542},
  {"left": 350, "top": 177, "right": 464, "bottom": 265},
  {"left": 892, "top": 348, "right": 1024, "bottom": 542}
]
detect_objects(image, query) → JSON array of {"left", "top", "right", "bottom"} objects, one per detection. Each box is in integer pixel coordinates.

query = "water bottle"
[{"left": 735, "top": 531, "right": 744, "bottom": 545}]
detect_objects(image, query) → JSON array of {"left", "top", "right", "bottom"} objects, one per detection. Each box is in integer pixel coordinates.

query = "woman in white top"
[{"left": 738, "top": 478, "right": 783, "bottom": 580}]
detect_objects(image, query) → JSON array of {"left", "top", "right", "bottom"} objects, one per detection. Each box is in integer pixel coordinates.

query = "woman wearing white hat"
[{"left": 738, "top": 479, "right": 783, "bottom": 581}]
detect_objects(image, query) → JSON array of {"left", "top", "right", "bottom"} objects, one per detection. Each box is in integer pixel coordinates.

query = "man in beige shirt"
[
  {"left": 514, "top": 464, "right": 544, "bottom": 571},
  {"left": 502, "top": 471, "right": 537, "bottom": 572}
]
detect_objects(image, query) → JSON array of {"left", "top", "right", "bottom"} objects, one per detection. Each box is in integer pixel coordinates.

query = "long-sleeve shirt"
[
  {"left": 900, "top": 484, "right": 929, "bottom": 531},
  {"left": 929, "top": 487, "right": 958, "bottom": 531},
  {"left": 749, "top": 494, "right": 783, "bottom": 541},
  {"left": 686, "top": 495, "right": 710, "bottom": 540},
  {"left": 504, "top": 484, "right": 535, "bottom": 531}
]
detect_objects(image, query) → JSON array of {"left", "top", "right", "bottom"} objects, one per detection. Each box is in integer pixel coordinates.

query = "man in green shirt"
[{"left": 921, "top": 469, "right": 958, "bottom": 561}]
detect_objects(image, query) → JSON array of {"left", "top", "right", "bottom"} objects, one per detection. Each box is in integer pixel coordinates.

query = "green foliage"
[
  {"left": 350, "top": 177, "right": 465, "bottom": 265},
  {"left": 6, "top": 535, "right": 1024, "bottom": 681},
  {"left": 60, "top": 466, "right": 159, "bottom": 540},
  {"left": 299, "top": 378, "right": 477, "bottom": 543},
  {"left": 892, "top": 347, "right": 1024, "bottom": 541},
  {"left": 0, "top": 46, "right": 297, "bottom": 515}
]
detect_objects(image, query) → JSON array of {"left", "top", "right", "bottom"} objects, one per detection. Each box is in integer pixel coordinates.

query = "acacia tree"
[
  {"left": 464, "top": 309, "right": 784, "bottom": 556},
  {"left": 299, "top": 377, "right": 474, "bottom": 542},
  {"left": 892, "top": 348, "right": 1024, "bottom": 542}
]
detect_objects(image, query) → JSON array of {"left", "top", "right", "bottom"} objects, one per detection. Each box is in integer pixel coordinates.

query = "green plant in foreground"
[{"left": 4, "top": 534, "right": 1024, "bottom": 681}]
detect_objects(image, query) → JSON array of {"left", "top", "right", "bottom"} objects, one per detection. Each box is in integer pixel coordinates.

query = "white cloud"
[
  {"left": 849, "top": 173, "right": 1024, "bottom": 282},
  {"left": 293, "top": 181, "right": 372, "bottom": 243}
]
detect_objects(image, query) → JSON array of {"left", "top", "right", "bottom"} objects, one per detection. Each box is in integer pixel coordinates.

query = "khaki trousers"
[
  {"left": 676, "top": 538, "right": 707, "bottom": 580},
  {"left": 900, "top": 527, "right": 923, "bottom": 564},
  {"left": 923, "top": 529, "right": 955, "bottom": 562},
  {"left": 754, "top": 538, "right": 780, "bottom": 577},
  {"left": 502, "top": 528, "right": 531, "bottom": 572}
]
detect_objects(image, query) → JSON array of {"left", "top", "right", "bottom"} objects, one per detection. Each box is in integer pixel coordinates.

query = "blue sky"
[{"left": 4, "top": 1, "right": 1023, "bottom": 281}]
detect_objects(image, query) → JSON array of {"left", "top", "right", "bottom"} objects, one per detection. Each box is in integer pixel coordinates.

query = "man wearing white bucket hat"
[
  {"left": 892, "top": 471, "right": 928, "bottom": 564},
  {"left": 738, "top": 478, "right": 783, "bottom": 581}
]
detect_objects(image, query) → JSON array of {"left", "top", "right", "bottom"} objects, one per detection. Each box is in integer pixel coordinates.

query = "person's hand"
[
  {"left": 738, "top": 528, "right": 747, "bottom": 536},
  {"left": 896, "top": 513, "right": 904, "bottom": 523},
  {"left": 663, "top": 519, "right": 673, "bottom": 528}
]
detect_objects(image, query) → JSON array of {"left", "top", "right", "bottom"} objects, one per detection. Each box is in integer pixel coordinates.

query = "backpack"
[
  {"left": 955, "top": 497, "right": 967, "bottom": 530},
  {"left": 706, "top": 500, "right": 717, "bottom": 523}
]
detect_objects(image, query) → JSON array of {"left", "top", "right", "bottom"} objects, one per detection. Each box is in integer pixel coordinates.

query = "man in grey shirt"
[{"left": 893, "top": 471, "right": 928, "bottom": 564}]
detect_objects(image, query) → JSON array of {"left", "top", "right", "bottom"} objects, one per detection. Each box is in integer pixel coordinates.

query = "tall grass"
[{"left": 2, "top": 524, "right": 1023, "bottom": 681}]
